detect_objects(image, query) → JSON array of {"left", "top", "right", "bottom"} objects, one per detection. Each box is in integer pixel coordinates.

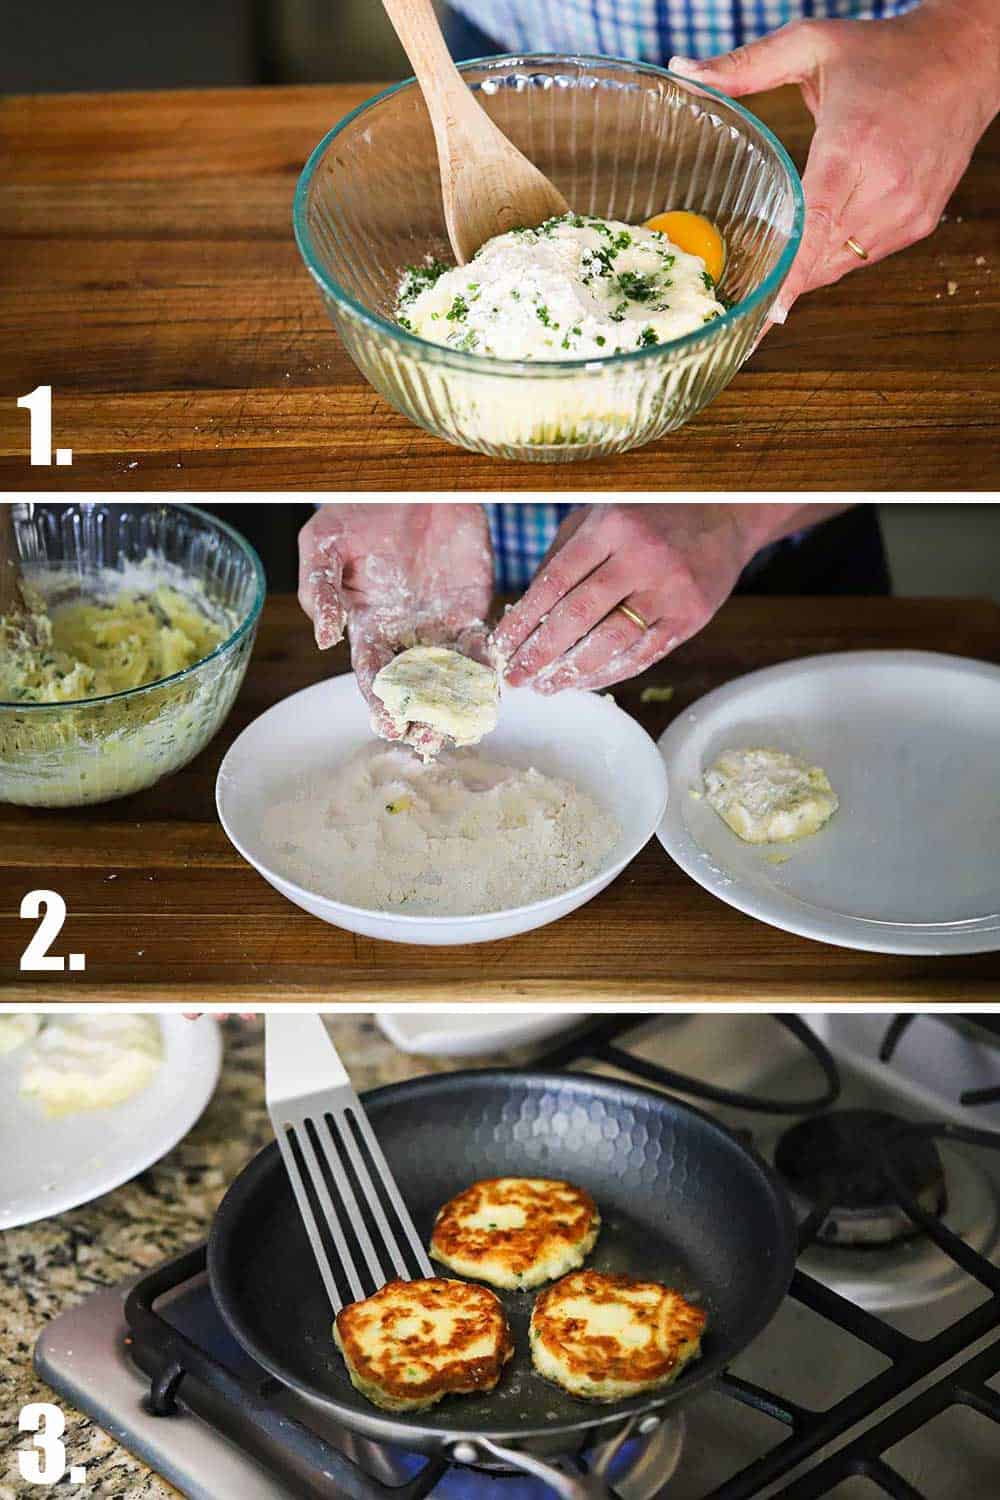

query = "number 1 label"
[{"left": 16, "top": 385, "right": 73, "bottom": 466}]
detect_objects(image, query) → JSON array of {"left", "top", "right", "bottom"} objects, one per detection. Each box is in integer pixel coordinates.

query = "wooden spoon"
[
  {"left": 0, "top": 504, "right": 24, "bottom": 621},
  {"left": 382, "top": 0, "right": 568, "bottom": 264}
]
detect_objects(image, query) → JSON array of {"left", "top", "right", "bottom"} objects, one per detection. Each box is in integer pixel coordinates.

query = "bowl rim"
[
  {"left": 215, "top": 673, "right": 669, "bottom": 927},
  {"left": 293, "top": 52, "right": 805, "bottom": 377},
  {"left": 1, "top": 502, "right": 266, "bottom": 713}
]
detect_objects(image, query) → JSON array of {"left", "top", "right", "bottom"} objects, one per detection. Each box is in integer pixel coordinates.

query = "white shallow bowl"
[
  {"left": 217, "top": 674, "right": 667, "bottom": 946},
  {"left": 377, "top": 1012, "right": 581, "bottom": 1057},
  {"left": 0, "top": 1016, "right": 222, "bottom": 1230},
  {"left": 657, "top": 651, "right": 1000, "bottom": 956}
]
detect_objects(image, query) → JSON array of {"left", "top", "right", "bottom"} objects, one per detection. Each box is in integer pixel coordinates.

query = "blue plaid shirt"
[
  {"left": 484, "top": 502, "right": 804, "bottom": 590},
  {"left": 448, "top": 0, "right": 918, "bottom": 59},
  {"left": 485, "top": 503, "right": 578, "bottom": 590}
]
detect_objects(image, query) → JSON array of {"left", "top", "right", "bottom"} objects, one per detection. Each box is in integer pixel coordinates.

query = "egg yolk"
[{"left": 644, "top": 211, "right": 725, "bottom": 284}]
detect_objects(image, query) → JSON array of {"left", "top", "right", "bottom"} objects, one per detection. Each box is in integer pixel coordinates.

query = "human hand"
[
  {"left": 489, "top": 504, "right": 754, "bottom": 693},
  {"left": 671, "top": 0, "right": 1000, "bottom": 327},
  {"left": 298, "top": 503, "right": 494, "bottom": 755},
  {"left": 490, "top": 503, "right": 850, "bottom": 692}
]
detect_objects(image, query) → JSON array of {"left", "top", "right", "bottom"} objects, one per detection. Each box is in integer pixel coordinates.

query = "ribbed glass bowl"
[
  {"left": 1, "top": 503, "right": 264, "bottom": 807},
  {"left": 295, "top": 55, "right": 803, "bottom": 462}
]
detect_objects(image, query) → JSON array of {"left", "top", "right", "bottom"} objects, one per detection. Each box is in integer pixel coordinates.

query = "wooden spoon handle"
[
  {"left": 0, "top": 504, "right": 23, "bottom": 619},
  {"left": 382, "top": 0, "right": 479, "bottom": 154},
  {"left": 383, "top": 0, "right": 566, "bottom": 262}
]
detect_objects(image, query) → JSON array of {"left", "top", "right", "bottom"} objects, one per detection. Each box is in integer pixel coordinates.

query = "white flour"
[{"left": 263, "top": 744, "right": 620, "bottom": 915}]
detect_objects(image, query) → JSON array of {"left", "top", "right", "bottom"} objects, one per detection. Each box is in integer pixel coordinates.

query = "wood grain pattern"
[
  {"left": 2, "top": 595, "right": 998, "bottom": 1002},
  {"left": 1, "top": 84, "right": 997, "bottom": 490}
]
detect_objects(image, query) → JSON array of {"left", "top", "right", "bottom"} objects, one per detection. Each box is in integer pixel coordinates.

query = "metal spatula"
[{"left": 265, "top": 1014, "right": 433, "bottom": 1313}]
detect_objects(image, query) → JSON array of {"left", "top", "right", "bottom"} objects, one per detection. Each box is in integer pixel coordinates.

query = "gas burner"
[
  {"left": 409, "top": 1418, "right": 686, "bottom": 1499},
  {"left": 36, "top": 1248, "right": 690, "bottom": 1500},
  {"left": 774, "top": 1109, "right": 946, "bottom": 1248}
]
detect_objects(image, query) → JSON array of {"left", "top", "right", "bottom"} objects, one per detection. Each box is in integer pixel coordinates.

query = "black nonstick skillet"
[{"left": 208, "top": 1069, "right": 797, "bottom": 1498}]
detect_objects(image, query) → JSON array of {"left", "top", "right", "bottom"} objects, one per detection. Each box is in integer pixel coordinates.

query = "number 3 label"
[
  {"left": 19, "top": 890, "right": 86, "bottom": 973},
  {"left": 19, "top": 1403, "right": 73, "bottom": 1485}
]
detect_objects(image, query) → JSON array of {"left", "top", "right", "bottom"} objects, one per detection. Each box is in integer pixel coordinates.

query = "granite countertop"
[{"left": 0, "top": 1017, "right": 523, "bottom": 1499}]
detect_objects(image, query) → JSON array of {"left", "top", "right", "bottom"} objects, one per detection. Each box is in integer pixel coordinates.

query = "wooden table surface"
[
  {"left": 3, "top": 594, "right": 999, "bottom": 1003},
  {"left": 1, "top": 83, "right": 998, "bottom": 492}
]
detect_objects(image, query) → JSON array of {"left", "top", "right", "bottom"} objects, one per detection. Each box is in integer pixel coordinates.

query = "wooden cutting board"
[
  {"left": 2, "top": 595, "right": 998, "bottom": 1002},
  {"left": 0, "top": 84, "right": 997, "bottom": 490}
]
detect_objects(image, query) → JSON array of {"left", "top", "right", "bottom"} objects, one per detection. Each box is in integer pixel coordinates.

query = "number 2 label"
[{"left": 19, "top": 890, "right": 86, "bottom": 973}]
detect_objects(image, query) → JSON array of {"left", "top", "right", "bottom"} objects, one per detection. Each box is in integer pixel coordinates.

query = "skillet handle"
[{"left": 449, "top": 1437, "right": 614, "bottom": 1499}]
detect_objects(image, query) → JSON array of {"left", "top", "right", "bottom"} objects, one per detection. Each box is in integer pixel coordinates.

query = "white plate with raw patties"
[
  {"left": 656, "top": 651, "right": 1000, "bottom": 955},
  {"left": 0, "top": 1014, "right": 222, "bottom": 1229}
]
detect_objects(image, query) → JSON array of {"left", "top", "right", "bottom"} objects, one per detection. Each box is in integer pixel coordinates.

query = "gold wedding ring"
[
  {"left": 844, "top": 236, "right": 869, "bottom": 262},
  {"left": 617, "top": 603, "right": 649, "bottom": 632}
]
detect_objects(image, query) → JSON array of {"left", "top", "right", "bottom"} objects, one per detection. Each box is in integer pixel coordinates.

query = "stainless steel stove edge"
[{"left": 33, "top": 1281, "right": 292, "bottom": 1500}]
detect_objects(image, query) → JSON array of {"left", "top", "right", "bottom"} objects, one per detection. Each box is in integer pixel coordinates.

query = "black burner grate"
[
  {"left": 124, "top": 1016, "right": 1000, "bottom": 1500},
  {"left": 538, "top": 1018, "right": 1000, "bottom": 1499},
  {"left": 880, "top": 1013, "right": 1000, "bottom": 1108}
]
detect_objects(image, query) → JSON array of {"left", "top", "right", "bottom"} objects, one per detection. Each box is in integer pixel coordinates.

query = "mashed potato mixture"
[
  {"left": 18, "top": 1015, "right": 164, "bottom": 1117},
  {"left": 397, "top": 214, "right": 725, "bottom": 361},
  {"left": 1, "top": 582, "right": 226, "bottom": 704},
  {"left": 1, "top": 561, "right": 242, "bottom": 808},
  {"left": 0, "top": 1015, "right": 40, "bottom": 1055}
]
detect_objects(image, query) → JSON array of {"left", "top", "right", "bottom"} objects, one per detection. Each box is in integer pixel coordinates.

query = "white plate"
[
  {"left": 0, "top": 1016, "right": 222, "bottom": 1230},
  {"left": 376, "top": 1012, "right": 580, "bottom": 1058},
  {"left": 216, "top": 674, "right": 666, "bottom": 946},
  {"left": 657, "top": 651, "right": 1000, "bottom": 956}
]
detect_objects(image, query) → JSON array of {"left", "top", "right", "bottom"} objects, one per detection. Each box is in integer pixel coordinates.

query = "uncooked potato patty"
[
  {"left": 333, "top": 1277, "right": 513, "bottom": 1412},
  {"left": 430, "top": 1177, "right": 601, "bottom": 1290},
  {"left": 0, "top": 1015, "right": 40, "bottom": 1054},
  {"left": 371, "top": 645, "right": 499, "bottom": 753},
  {"left": 703, "top": 747, "right": 839, "bottom": 844},
  {"left": 19, "top": 1015, "right": 163, "bottom": 1117},
  {"left": 529, "top": 1269, "right": 706, "bottom": 1401}
]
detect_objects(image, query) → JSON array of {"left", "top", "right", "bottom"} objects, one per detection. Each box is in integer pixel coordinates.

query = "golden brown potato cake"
[
  {"left": 529, "top": 1268, "right": 706, "bottom": 1401},
  {"left": 333, "top": 1277, "right": 514, "bottom": 1412},
  {"left": 430, "top": 1177, "right": 601, "bottom": 1290}
]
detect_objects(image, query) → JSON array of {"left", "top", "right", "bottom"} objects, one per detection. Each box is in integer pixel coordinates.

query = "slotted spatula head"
[{"left": 265, "top": 1014, "right": 433, "bottom": 1314}]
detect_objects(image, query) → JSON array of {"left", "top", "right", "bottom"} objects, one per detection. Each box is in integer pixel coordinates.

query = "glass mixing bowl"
[
  {"left": 295, "top": 55, "right": 803, "bottom": 463},
  {"left": 1, "top": 503, "right": 264, "bottom": 807}
]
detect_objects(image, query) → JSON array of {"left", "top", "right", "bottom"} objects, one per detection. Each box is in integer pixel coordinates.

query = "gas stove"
[{"left": 35, "top": 1013, "right": 1000, "bottom": 1498}]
